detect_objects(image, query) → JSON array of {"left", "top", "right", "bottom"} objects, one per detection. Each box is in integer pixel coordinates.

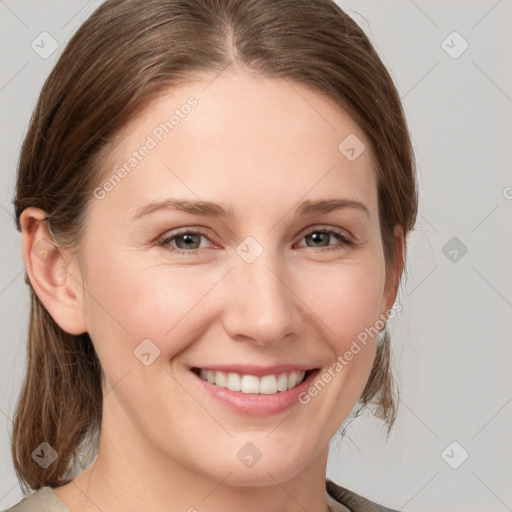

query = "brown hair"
[{"left": 11, "top": 0, "right": 418, "bottom": 492}]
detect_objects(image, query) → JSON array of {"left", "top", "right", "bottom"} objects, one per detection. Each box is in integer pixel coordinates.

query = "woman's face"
[{"left": 71, "top": 70, "right": 401, "bottom": 484}]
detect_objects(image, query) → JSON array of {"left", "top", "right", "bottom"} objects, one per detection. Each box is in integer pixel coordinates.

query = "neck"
[{"left": 54, "top": 397, "right": 334, "bottom": 512}]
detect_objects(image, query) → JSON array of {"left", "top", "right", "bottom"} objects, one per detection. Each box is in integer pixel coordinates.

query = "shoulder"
[
  {"left": 326, "top": 478, "right": 403, "bottom": 512},
  {"left": 5, "top": 481, "right": 400, "bottom": 512},
  {"left": 3, "top": 487, "right": 70, "bottom": 512}
]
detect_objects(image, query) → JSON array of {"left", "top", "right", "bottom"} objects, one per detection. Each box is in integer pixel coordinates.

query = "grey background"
[{"left": 1, "top": 1, "right": 511, "bottom": 511}]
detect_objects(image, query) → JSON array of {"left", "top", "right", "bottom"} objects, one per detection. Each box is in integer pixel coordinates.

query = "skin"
[{"left": 21, "top": 69, "right": 403, "bottom": 512}]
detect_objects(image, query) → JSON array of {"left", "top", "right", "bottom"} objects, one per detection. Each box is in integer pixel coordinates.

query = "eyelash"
[{"left": 157, "top": 227, "right": 353, "bottom": 256}]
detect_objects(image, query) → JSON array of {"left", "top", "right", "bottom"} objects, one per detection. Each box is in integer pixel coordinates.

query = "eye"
[
  {"left": 158, "top": 228, "right": 212, "bottom": 255},
  {"left": 157, "top": 226, "right": 353, "bottom": 256},
  {"left": 296, "top": 227, "right": 353, "bottom": 252}
]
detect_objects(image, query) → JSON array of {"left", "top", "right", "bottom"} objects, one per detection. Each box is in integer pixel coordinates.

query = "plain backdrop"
[{"left": 1, "top": 1, "right": 511, "bottom": 511}]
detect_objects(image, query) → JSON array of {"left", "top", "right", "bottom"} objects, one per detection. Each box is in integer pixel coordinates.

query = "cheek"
[
  {"left": 82, "top": 246, "right": 223, "bottom": 368},
  {"left": 288, "top": 259, "right": 386, "bottom": 427},
  {"left": 296, "top": 257, "right": 387, "bottom": 405},
  {"left": 301, "top": 257, "right": 387, "bottom": 345}
]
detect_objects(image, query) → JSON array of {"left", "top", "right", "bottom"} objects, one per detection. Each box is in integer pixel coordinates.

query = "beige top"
[{"left": 4, "top": 479, "right": 401, "bottom": 512}]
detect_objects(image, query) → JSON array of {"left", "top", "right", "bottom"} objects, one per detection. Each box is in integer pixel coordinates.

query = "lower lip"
[{"left": 190, "top": 368, "right": 320, "bottom": 416}]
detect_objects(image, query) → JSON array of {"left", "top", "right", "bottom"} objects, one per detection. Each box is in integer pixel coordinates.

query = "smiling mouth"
[{"left": 191, "top": 367, "right": 317, "bottom": 395}]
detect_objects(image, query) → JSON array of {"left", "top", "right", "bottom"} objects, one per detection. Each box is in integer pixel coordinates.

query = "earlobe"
[{"left": 20, "top": 207, "right": 87, "bottom": 335}]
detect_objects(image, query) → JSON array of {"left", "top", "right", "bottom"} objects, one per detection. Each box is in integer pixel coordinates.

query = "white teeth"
[
  {"left": 287, "top": 372, "right": 297, "bottom": 389},
  {"left": 258, "top": 375, "right": 277, "bottom": 394},
  {"left": 215, "top": 370, "right": 227, "bottom": 388},
  {"left": 277, "top": 372, "right": 288, "bottom": 391},
  {"left": 227, "top": 372, "right": 241, "bottom": 392},
  {"left": 198, "top": 369, "right": 307, "bottom": 394},
  {"left": 241, "top": 375, "right": 260, "bottom": 393}
]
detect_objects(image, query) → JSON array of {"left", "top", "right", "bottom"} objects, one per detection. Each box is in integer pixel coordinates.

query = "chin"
[{"left": 212, "top": 450, "right": 308, "bottom": 487}]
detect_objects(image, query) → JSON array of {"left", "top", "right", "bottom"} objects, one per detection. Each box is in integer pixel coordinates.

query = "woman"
[{"left": 6, "top": 0, "right": 418, "bottom": 511}]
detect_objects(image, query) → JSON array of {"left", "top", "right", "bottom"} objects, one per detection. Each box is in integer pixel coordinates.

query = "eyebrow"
[
  {"left": 133, "top": 198, "right": 370, "bottom": 219},
  {"left": 297, "top": 198, "right": 370, "bottom": 218}
]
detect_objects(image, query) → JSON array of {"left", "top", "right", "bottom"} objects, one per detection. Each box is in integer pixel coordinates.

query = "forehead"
[{"left": 93, "top": 70, "right": 378, "bottom": 222}]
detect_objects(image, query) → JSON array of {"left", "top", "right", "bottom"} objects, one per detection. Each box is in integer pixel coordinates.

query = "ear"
[
  {"left": 19, "top": 207, "right": 87, "bottom": 335},
  {"left": 379, "top": 224, "right": 405, "bottom": 322}
]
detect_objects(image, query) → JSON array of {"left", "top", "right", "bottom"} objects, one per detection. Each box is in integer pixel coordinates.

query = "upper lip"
[{"left": 190, "top": 364, "right": 320, "bottom": 377}]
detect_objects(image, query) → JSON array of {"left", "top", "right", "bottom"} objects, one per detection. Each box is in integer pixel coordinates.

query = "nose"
[{"left": 221, "top": 249, "right": 304, "bottom": 347}]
